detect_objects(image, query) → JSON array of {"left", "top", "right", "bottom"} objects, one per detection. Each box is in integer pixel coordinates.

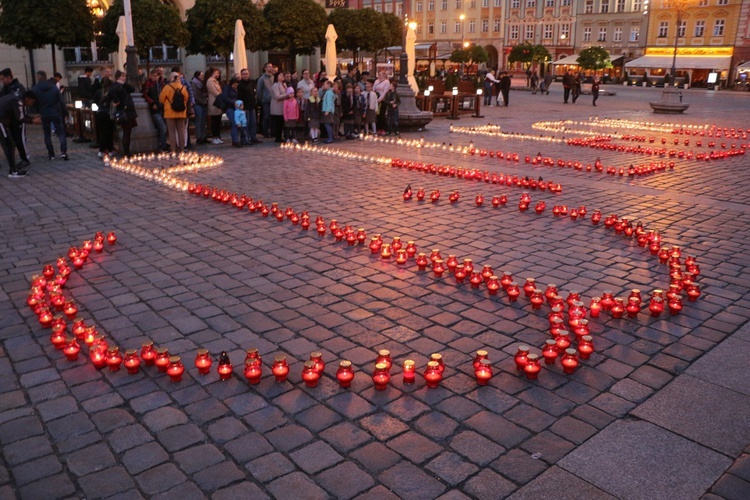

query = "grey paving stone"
[
  {"left": 108, "top": 423, "right": 154, "bottom": 453},
  {"left": 151, "top": 481, "right": 204, "bottom": 500},
  {"left": 465, "top": 411, "right": 531, "bottom": 449},
  {"left": 491, "top": 449, "right": 549, "bottom": 484},
  {"left": 142, "top": 405, "right": 189, "bottom": 432},
  {"left": 632, "top": 374, "right": 750, "bottom": 456},
  {"left": 289, "top": 440, "right": 344, "bottom": 474},
  {"left": 212, "top": 481, "right": 270, "bottom": 500},
  {"left": 91, "top": 408, "right": 135, "bottom": 433},
  {"left": 295, "top": 404, "right": 342, "bottom": 433},
  {"left": 379, "top": 462, "right": 447, "bottom": 499},
  {"left": 316, "top": 461, "right": 376, "bottom": 500},
  {"left": 350, "top": 442, "right": 402, "bottom": 474},
  {"left": 463, "top": 468, "right": 518, "bottom": 500},
  {"left": 320, "top": 421, "right": 372, "bottom": 453},
  {"left": 358, "top": 412, "right": 410, "bottom": 441},
  {"left": 711, "top": 473, "right": 750, "bottom": 500},
  {"left": 224, "top": 432, "right": 274, "bottom": 463},
  {"left": 121, "top": 441, "right": 171, "bottom": 475},
  {"left": 193, "top": 461, "right": 246, "bottom": 493},
  {"left": 449, "top": 430, "right": 506, "bottom": 466},
  {"left": 157, "top": 423, "right": 206, "bottom": 452},
  {"left": 558, "top": 420, "right": 731, "bottom": 500},
  {"left": 353, "top": 485, "right": 401, "bottom": 500},
  {"left": 246, "top": 452, "right": 296, "bottom": 482},
  {"left": 520, "top": 430, "right": 576, "bottom": 464},
  {"left": 387, "top": 431, "right": 444, "bottom": 464},
  {"left": 426, "top": 451, "right": 480, "bottom": 486},
  {"left": 3, "top": 436, "right": 54, "bottom": 466},
  {"left": 12, "top": 454, "right": 63, "bottom": 485},
  {"left": 0, "top": 415, "right": 43, "bottom": 445},
  {"left": 17, "top": 472, "right": 76, "bottom": 500},
  {"left": 64, "top": 442, "right": 116, "bottom": 477},
  {"left": 266, "top": 471, "right": 330, "bottom": 499},
  {"left": 206, "top": 416, "right": 248, "bottom": 443},
  {"left": 686, "top": 336, "right": 750, "bottom": 396},
  {"left": 78, "top": 466, "right": 137, "bottom": 499},
  {"left": 136, "top": 463, "right": 188, "bottom": 495},
  {"left": 508, "top": 466, "right": 616, "bottom": 500}
]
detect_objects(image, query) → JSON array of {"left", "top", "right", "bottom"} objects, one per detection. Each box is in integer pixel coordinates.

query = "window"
[
  {"left": 494, "top": 18, "right": 502, "bottom": 31},
  {"left": 616, "top": 0, "right": 625, "bottom": 11},
  {"left": 585, "top": 0, "right": 594, "bottom": 13},
  {"left": 562, "top": 0, "right": 571, "bottom": 5},
  {"left": 385, "top": 3, "right": 392, "bottom": 13},
  {"left": 417, "top": 24, "right": 422, "bottom": 34},
  {"left": 694, "top": 20, "right": 705, "bottom": 37},
  {"left": 598, "top": 27, "right": 607, "bottom": 41},
  {"left": 698, "top": 0, "right": 707, "bottom": 5},
  {"left": 428, "top": 0, "right": 434, "bottom": 10},
  {"left": 495, "top": 0, "right": 502, "bottom": 6},
  {"left": 658, "top": 21, "right": 668, "bottom": 38},
  {"left": 481, "top": 19, "right": 489, "bottom": 32},
  {"left": 456, "top": 0, "right": 462, "bottom": 7},
  {"left": 510, "top": 25, "right": 520, "bottom": 39},
  {"left": 526, "top": 0, "right": 535, "bottom": 6},
  {"left": 713, "top": 19, "right": 724, "bottom": 36},
  {"left": 614, "top": 26, "right": 623, "bottom": 41},
  {"left": 483, "top": 0, "right": 489, "bottom": 6},
  {"left": 455, "top": 21, "right": 461, "bottom": 33},
  {"left": 442, "top": 0, "right": 448, "bottom": 9},
  {"left": 469, "top": 20, "right": 476, "bottom": 32},
  {"left": 677, "top": 20, "right": 686, "bottom": 38},
  {"left": 428, "top": 22, "right": 435, "bottom": 34},
  {"left": 417, "top": 1, "right": 423, "bottom": 11},
  {"left": 511, "top": 0, "right": 520, "bottom": 7},
  {"left": 633, "top": 0, "right": 641, "bottom": 11},
  {"left": 583, "top": 26, "right": 592, "bottom": 41},
  {"left": 470, "top": 0, "right": 477, "bottom": 7},
  {"left": 375, "top": 4, "right": 382, "bottom": 11},
  {"left": 717, "top": 0, "right": 728, "bottom": 4},
  {"left": 630, "top": 26, "right": 639, "bottom": 41},
  {"left": 397, "top": 3, "right": 402, "bottom": 15},
  {"left": 441, "top": 21, "right": 447, "bottom": 33},
  {"left": 601, "top": 0, "right": 609, "bottom": 13},
  {"left": 546, "top": 0, "right": 555, "bottom": 5},
  {"left": 560, "top": 24, "right": 570, "bottom": 39},
  {"left": 525, "top": 24, "right": 535, "bottom": 39},
  {"left": 543, "top": 24, "right": 553, "bottom": 39}
]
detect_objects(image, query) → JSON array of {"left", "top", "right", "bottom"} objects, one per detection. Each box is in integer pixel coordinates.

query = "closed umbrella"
[
  {"left": 325, "top": 24, "right": 338, "bottom": 80},
  {"left": 233, "top": 20, "right": 247, "bottom": 78},
  {"left": 114, "top": 16, "right": 127, "bottom": 72},
  {"left": 406, "top": 25, "right": 418, "bottom": 93}
]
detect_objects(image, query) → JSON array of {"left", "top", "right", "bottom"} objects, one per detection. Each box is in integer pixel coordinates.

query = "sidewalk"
[{"left": 1, "top": 85, "right": 749, "bottom": 499}]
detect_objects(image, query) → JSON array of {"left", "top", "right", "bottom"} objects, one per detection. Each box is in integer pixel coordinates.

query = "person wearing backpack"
[{"left": 159, "top": 72, "right": 189, "bottom": 153}]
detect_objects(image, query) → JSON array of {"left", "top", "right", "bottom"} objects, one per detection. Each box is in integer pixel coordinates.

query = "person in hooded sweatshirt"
[{"left": 32, "top": 71, "right": 69, "bottom": 160}]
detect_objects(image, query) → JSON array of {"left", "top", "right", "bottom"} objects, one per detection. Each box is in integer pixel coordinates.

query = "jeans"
[
  {"left": 151, "top": 113, "right": 167, "bottom": 150},
  {"left": 42, "top": 115, "right": 67, "bottom": 156},
  {"left": 387, "top": 107, "right": 399, "bottom": 134},
  {"left": 193, "top": 104, "right": 207, "bottom": 141},
  {"left": 244, "top": 109, "right": 257, "bottom": 142},
  {"left": 564, "top": 87, "right": 571, "bottom": 103},
  {"left": 166, "top": 118, "right": 186, "bottom": 153},
  {"left": 225, "top": 110, "right": 239, "bottom": 145},
  {"left": 261, "top": 102, "right": 271, "bottom": 136}
]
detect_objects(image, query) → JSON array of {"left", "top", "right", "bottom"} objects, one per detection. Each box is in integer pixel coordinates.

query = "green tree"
[
  {"left": 328, "top": 8, "right": 391, "bottom": 62},
  {"left": 381, "top": 13, "right": 404, "bottom": 48},
  {"left": 0, "top": 0, "right": 94, "bottom": 73},
  {"left": 507, "top": 43, "right": 551, "bottom": 70},
  {"left": 102, "top": 0, "right": 189, "bottom": 73},
  {"left": 576, "top": 46, "right": 612, "bottom": 72},
  {"left": 264, "top": 0, "right": 327, "bottom": 69},
  {"left": 450, "top": 45, "right": 489, "bottom": 75},
  {"left": 185, "top": 0, "right": 268, "bottom": 77}
]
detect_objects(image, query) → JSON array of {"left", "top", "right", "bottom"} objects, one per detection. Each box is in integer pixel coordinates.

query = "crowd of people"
[{"left": 483, "top": 68, "right": 599, "bottom": 107}]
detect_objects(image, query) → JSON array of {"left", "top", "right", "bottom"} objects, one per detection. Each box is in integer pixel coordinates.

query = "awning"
[
  {"left": 551, "top": 54, "right": 624, "bottom": 66},
  {"left": 625, "top": 54, "right": 731, "bottom": 70},
  {"left": 737, "top": 61, "right": 750, "bottom": 72}
]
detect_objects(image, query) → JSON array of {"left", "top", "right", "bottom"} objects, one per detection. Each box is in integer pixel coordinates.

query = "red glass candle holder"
[
  {"left": 542, "top": 339, "right": 559, "bottom": 364},
  {"left": 356, "top": 228, "right": 367, "bottom": 244},
  {"left": 424, "top": 361, "right": 443, "bottom": 388},
  {"left": 463, "top": 258, "right": 474, "bottom": 274},
  {"left": 50, "top": 324, "right": 67, "bottom": 350},
  {"left": 453, "top": 264, "right": 467, "bottom": 283},
  {"left": 445, "top": 255, "right": 459, "bottom": 272},
  {"left": 530, "top": 289, "right": 545, "bottom": 310},
  {"left": 473, "top": 350, "right": 489, "bottom": 371},
  {"left": 578, "top": 335, "right": 594, "bottom": 360},
  {"left": 649, "top": 296, "right": 664, "bottom": 317},
  {"left": 573, "top": 319, "right": 590, "bottom": 339},
  {"left": 499, "top": 272, "right": 513, "bottom": 290},
  {"left": 166, "top": 356, "right": 185, "bottom": 382},
  {"left": 195, "top": 349, "right": 212, "bottom": 375},
  {"left": 154, "top": 347, "right": 170, "bottom": 373},
  {"left": 430, "top": 353, "right": 445, "bottom": 374},
  {"left": 376, "top": 350, "right": 392, "bottom": 371},
  {"left": 372, "top": 362, "right": 391, "bottom": 390},
  {"left": 600, "top": 291, "right": 615, "bottom": 311},
  {"left": 380, "top": 244, "right": 392, "bottom": 260},
  {"left": 416, "top": 253, "right": 428, "bottom": 271},
  {"left": 561, "top": 349, "right": 579, "bottom": 374},
  {"left": 272, "top": 355, "right": 290, "bottom": 383},
  {"left": 218, "top": 351, "right": 233, "bottom": 380},
  {"left": 486, "top": 276, "right": 500, "bottom": 295},
  {"left": 524, "top": 354, "right": 541, "bottom": 380},
  {"left": 90, "top": 346, "right": 107, "bottom": 370},
  {"left": 506, "top": 282, "right": 521, "bottom": 302},
  {"left": 141, "top": 341, "right": 157, "bottom": 366},
  {"left": 42, "top": 264, "right": 55, "bottom": 279},
  {"left": 336, "top": 360, "right": 354, "bottom": 387},
  {"left": 63, "top": 337, "right": 80, "bottom": 361},
  {"left": 310, "top": 352, "right": 325, "bottom": 373},
  {"left": 432, "top": 259, "right": 446, "bottom": 277},
  {"left": 469, "top": 272, "right": 483, "bottom": 289},
  {"left": 63, "top": 301, "right": 78, "bottom": 320},
  {"left": 123, "top": 349, "right": 141, "bottom": 374},
  {"left": 429, "top": 249, "right": 442, "bottom": 263},
  {"left": 626, "top": 297, "right": 641, "bottom": 318},
  {"left": 302, "top": 360, "right": 321, "bottom": 388},
  {"left": 523, "top": 278, "right": 536, "bottom": 297},
  {"left": 244, "top": 358, "right": 262, "bottom": 385},
  {"left": 545, "top": 284, "right": 558, "bottom": 304},
  {"left": 93, "top": 240, "right": 104, "bottom": 253},
  {"left": 106, "top": 232, "right": 117, "bottom": 245},
  {"left": 668, "top": 296, "right": 683, "bottom": 315},
  {"left": 555, "top": 331, "right": 572, "bottom": 352},
  {"left": 405, "top": 241, "right": 417, "bottom": 258},
  {"left": 686, "top": 285, "right": 701, "bottom": 302},
  {"left": 589, "top": 297, "right": 602, "bottom": 318},
  {"left": 611, "top": 298, "right": 626, "bottom": 319},
  {"left": 514, "top": 345, "right": 530, "bottom": 372},
  {"left": 475, "top": 359, "right": 493, "bottom": 385},
  {"left": 106, "top": 346, "right": 123, "bottom": 372},
  {"left": 396, "top": 249, "right": 408, "bottom": 265}
]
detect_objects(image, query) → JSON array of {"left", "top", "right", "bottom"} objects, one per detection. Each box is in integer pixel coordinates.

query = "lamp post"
[{"left": 459, "top": 13, "right": 466, "bottom": 76}]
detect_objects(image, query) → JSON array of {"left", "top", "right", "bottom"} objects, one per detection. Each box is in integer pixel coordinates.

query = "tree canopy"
[
  {"left": 101, "top": 0, "right": 189, "bottom": 60},
  {"left": 0, "top": 0, "right": 94, "bottom": 50},
  {"left": 185, "top": 0, "right": 268, "bottom": 60},
  {"left": 328, "top": 8, "right": 390, "bottom": 56},
  {"left": 576, "top": 46, "right": 612, "bottom": 71},
  {"left": 507, "top": 43, "right": 551, "bottom": 68},
  {"left": 263, "top": 0, "right": 327, "bottom": 56},
  {"left": 450, "top": 45, "right": 489, "bottom": 65},
  {"left": 381, "top": 13, "right": 404, "bottom": 48}
]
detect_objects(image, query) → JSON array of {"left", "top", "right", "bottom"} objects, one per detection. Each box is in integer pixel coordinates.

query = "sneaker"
[
  {"left": 8, "top": 169, "right": 28, "bottom": 178},
  {"left": 61, "top": 153, "right": 69, "bottom": 161},
  {"left": 292, "top": 139, "right": 299, "bottom": 145},
  {"left": 47, "top": 155, "right": 55, "bottom": 160},
  {"left": 212, "top": 138, "right": 224, "bottom": 145},
  {"left": 16, "top": 160, "right": 30, "bottom": 169},
  {"left": 97, "top": 151, "right": 104, "bottom": 158}
]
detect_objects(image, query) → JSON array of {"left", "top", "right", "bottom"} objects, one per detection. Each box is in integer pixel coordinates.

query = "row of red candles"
[
  {"left": 565, "top": 136, "right": 746, "bottom": 160},
  {"left": 620, "top": 134, "right": 748, "bottom": 147},
  {"left": 671, "top": 126, "right": 747, "bottom": 139}
]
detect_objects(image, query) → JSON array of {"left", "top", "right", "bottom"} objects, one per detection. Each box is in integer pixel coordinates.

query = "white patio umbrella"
[
  {"left": 325, "top": 24, "right": 338, "bottom": 79},
  {"left": 114, "top": 16, "right": 128, "bottom": 71},
  {"left": 406, "top": 25, "right": 419, "bottom": 93},
  {"left": 233, "top": 19, "right": 247, "bottom": 78}
]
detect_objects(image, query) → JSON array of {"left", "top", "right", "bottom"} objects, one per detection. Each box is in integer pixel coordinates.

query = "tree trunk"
[
  {"left": 51, "top": 43, "right": 57, "bottom": 74},
  {"left": 225, "top": 56, "right": 230, "bottom": 81},
  {"left": 289, "top": 47, "right": 296, "bottom": 73}
]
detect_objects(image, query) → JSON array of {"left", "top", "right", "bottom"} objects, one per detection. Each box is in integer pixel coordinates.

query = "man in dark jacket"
[
  {"left": 499, "top": 72, "right": 511, "bottom": 107},
  {"left": 77, "top": 66, "right": 94, "bottom": 107},
  {"left": 142, "top": 68, "right": 167, "bottom": 151},
  {"left": 237, "top": 68, "right": 261, "bottom": 145},
  {"left": 32, "top": 71, "right": 69, "bottom": 160},
  {"left": 0, "top": 68, "right": 31, "bottom": 167},
  {"left": 0, "top": 91, "right": 37, "bottom": 177},
  {"left": 562, "top": 70, "right": 574, "bottom": 104}
]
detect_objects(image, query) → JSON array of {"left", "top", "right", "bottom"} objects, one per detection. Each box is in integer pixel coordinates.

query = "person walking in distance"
[
  {"left": 0, "top": 90, "right": 37, "bottom": 177},
  {"left": 591, "top": 77, "right": 600, "bottom": 107},
  {"left": 0, "top": 68, "right": 31, "bottom": 168},
  {"left": 499, "top": 71, "right": 511, "bottom": 107},
  {"left": 32, "top": 71, "right": 69, "bottom": 161},
  {"left": 562, "top": 70, "right": 573, "bottom": 103}
]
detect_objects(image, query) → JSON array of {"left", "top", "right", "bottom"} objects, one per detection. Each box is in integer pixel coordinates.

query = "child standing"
[
  {"left": 295, "top": 88, "right": 307, "bottom": 142},
  {"left": 383, "top": 82, "right": 401, "bottom": 136},
  {"left": 342, "top": 83, "right": 356, "bottom": 139},
  {"left": 320, "top": 80, "right": 336, "bottom": 144},
  {"left": 283, "top": 86, "right": 299, "bottom": 143},
  {"left": 307, "top": 87, "right": 321, "bottom": 143},
  {"left": 234, "top": 100, "right": 249, "bottom": 145},
  {"left": 353, "top": 85, "right": 365, "bottom": 136},
  {"left": 363, "top": 81, "right": 378, "bottom": 136}
]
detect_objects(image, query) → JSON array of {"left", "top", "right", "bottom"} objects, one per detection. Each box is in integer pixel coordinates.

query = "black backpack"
[{"left": 170, "top": 85, "right": 186, "bottom": 112}]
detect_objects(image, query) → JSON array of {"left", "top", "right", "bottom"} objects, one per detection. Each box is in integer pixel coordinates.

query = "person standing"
[
  {"left": 483, "top": 70, "right": 498, "bottom": 106},
  {"left": 0, "top": 91, "right": 37, "bottom": 177},
  {"left": 562, "top": 70, "right": 573, "bottom": 103},
  {"left": 542, "top": 72, "right": 553, "bottom": 95},
  {"left": 591, "top": 77, "right": 600, "bottom": 107},
  {"left": 0, "top": 68, "right": 30, "bottom": 168},
  {"left": 530, "top": 71, "right": 539, "bottom": 95},
  {"left": 191, "top": 71, "right": 208, "bottom": 144},
  {"left": 237, "top": 68, "right": 260, "bottom": 145},
  {"left": 257, "top": 63, "right": 275, "bottom": 138},
  {"left": 499, "top": 72, "right": 511, "bottom": 107},
  {"left": 93, "top": 77, "right": 114, "bottom": 157},
  {"left": 159, "top": 72, "right": 189, "bottom": 153},
  {"left": 105, "top": 70, "right": 138, "bottom": 158},
  {"left": 571, "top": 72, "right": 581, "bottom": 103},
  {"left": 383, "top": 82, "right": 401, "bottom": 136},
  {"left": 363, "top": 81, "right": 378, "bottom": 136},
  {"left": 205, "top": 68, "right": 223, "bottom": 144},
  {"left": 373, "top": 71, "right": 391, "bottom": 135},
  {"left": 306, "top": 87, "right": 321, "bottom": 143},
  {"left": 222, "top": 76, "right": 241, "bottom": 147},
  {"left": 143, "top": 68, "right": 168, "bottom": 151},
  {"left": 32, "top": 71, "right": 69, "bottom": 161},
  {"left": 297, "top": 69, "right": 315, "bottom": 100},
  {"left": 270, "top": 72, "right": 287, "bottom": 143},
  {"left": 320, "top": 80, "right": 336, "bottom": 144},
  {"left": 77, "top": 67, "right": 94, "bottom": 107}
]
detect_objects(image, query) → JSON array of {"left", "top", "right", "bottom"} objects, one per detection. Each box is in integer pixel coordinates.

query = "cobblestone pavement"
[{"left": 1, "top": 85, "right": 749, "bottom": 499}]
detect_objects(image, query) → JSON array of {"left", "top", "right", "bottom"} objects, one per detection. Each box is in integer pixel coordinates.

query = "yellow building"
[{"left": 626, "top": 0, "right": 742, "bottom": 87}]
